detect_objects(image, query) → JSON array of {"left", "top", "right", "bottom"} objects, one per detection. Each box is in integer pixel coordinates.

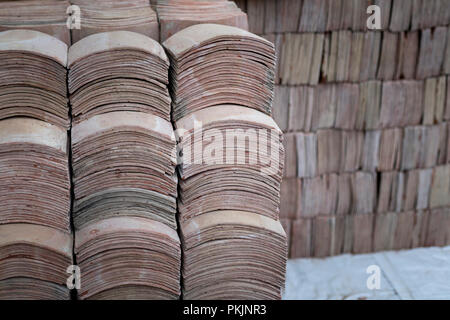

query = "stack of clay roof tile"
[
  {"left": 68, "top": 31, "right": 171, "bottom": 122},
  {"left": 0, "top": 30, "right": 69, "bottom": 128},
  {"left": 174, "top": 105, "right": 283, "bottom": 222},
  {"left": 165, "top": 23, "right": 287, "bottom": 300},
  {"left": 0, "top": 224, "right": 72, "bottom": 300},
  {"left": 68, "top": 31, "right": 180, "bottom": 299},
  {"left": 0, "top": 28, "right": 71, "bottom": 299},
  {"left": 163, "top": 24, "right": 275, "bottom": 121},
  {"left": 0, "top": 118, "right": 70, "bottom": 230},
  {"left": 245, "top": 0, "right": 449, "bottom": 35},
  {"left": 181, "top": 211, "right": 286, "bottom": 299},
  {"left": 0, "top": 0, "right": 70, "bottom": 45},
  {"left": 240, "top": 0, "right": 450, "bottom": 258},
  {"left": 74, "top": 217, "right": 180, "bottom": 299},
  {"left": 0, "top": 100, "right": 71, "bottom": 298},
  {"left": 71, "top": 111, "right": 177, "bottom": 230},
  {"left": 153, "top": 0, "right": 248, "bottom": 41},
  {"left": 70, "top": 0, "right": 159, "bottom": 43}
]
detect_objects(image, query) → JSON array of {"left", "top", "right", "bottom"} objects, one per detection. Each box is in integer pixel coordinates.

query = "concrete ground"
[{"left": 283, "top": 246, "right": 450, "bottom": 300}]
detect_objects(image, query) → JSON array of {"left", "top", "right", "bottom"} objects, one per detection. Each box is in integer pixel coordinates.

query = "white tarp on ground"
[{"left": 284, "top": 246, "right": 450, "bottom": 300}]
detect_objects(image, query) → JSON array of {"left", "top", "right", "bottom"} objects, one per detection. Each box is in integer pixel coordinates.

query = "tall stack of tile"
[
  {"left": 164, "top": 24, "right": 287, "bottom": 299},
  {"left": 68, "top": 31, "right": 181, "bottom": 299},
  {"left": 241, "top": 0, "right": 450, "bottom": 257},
  {"left": 0, "top": 30, "right": 72, "bottom": 299}
]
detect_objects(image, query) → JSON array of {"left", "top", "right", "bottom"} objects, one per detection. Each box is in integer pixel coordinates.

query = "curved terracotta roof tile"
[
  {"left": 0, "top": 117, "right": 67, "bottom": 153},
  {"left": 0, "top": 30, "right": 67, "bottom": 66},
  {"left": 0, "top": 223, "right": 72, "bottom": 257},
  {"left": 68, "top": 31, "right": 168, "bottom": 67},
  {"left": 175, "top": 104, "right": 281, "bottom": 133},
  {"left": 71, "top": 111, "right": 175, "bottom": 144},
  {"left": 163, "top": 23, "right": 269, "bottom": 57}
]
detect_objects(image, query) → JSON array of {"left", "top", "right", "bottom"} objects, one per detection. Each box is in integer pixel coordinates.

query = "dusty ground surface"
[{"left": 284, "top": 246, "right": 450, "bottom": 300}]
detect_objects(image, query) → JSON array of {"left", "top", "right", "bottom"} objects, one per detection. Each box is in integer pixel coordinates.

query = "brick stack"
[{"left": 240, "top": 0, "right": 450, "bottom": 257}]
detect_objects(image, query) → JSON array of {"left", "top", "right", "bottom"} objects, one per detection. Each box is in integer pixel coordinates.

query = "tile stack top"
[
  {"left": 163, "top": 23, "right": 275, "bottom": 121},
  {"left": 0, "top": 117, "right": 71, "bottom": 231},
  {"left": 0, "top": 223, "right": 73, "bottom": 299},
  {"left": 0, "top": 30, "right": 69, "bottom": 128},
  {"left": 68, "top": 30, "right": 181, "bottom": 300},
  {"left": 175, "top": 105, "right": 283, "bottom": 222},
  {"left": 168, "top": 23, "right": 287, "bottom": 300}
]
